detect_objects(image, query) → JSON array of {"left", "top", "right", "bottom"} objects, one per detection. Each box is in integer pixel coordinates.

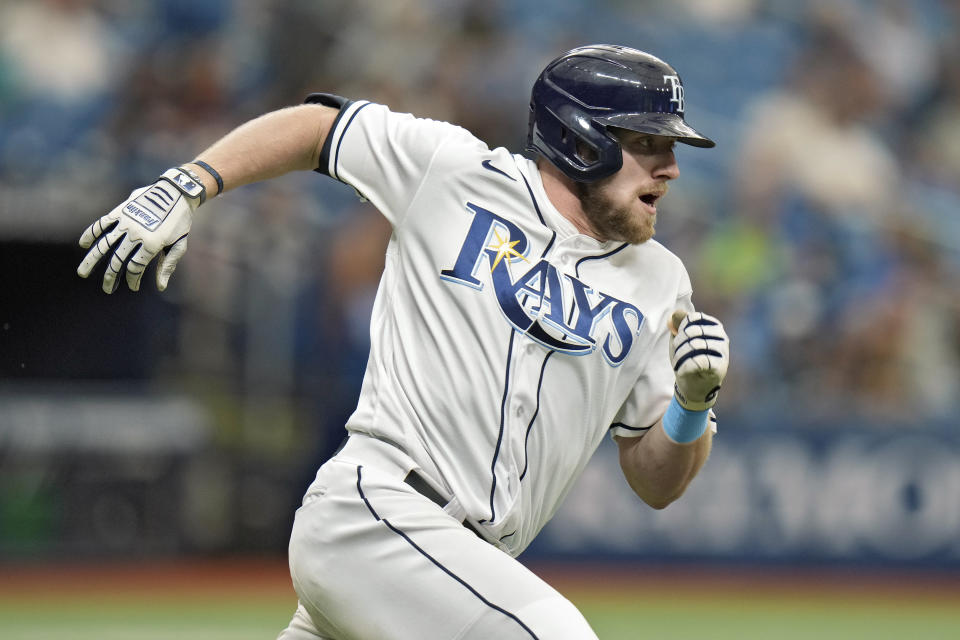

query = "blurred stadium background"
[{"left": 1, "top": 0, "right": 959, "bottom": 638}]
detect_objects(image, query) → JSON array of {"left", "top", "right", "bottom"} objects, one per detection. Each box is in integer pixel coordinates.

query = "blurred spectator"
[
  {"left": 0, "top": 0, "right": 115, "bottom": 104},
  {"left": 261, "top": 0, "right": 346, "bottom": 105},
  {"left": 912, "top": 41, "right": 960, "bottom": 191},
  {"left": 320, "top": 0, "right": 460, "bottom": 120},
  {"left": 712, "top": 10, "right": 934, "bottom": 417},
  {"left": 106, "top": 38, "right": 231, "bottom": 184},
  {"left": 847, "top": 0, "right": 940, "bottom": 120},
  {"left": 890, "top": 230, "right": 960, "bottom": 415},
  {"left": 293, "top": 202, "right": 393, "bottom": 463},
  {"left": 838, "top": 227, "right": 960, "bottom": 419},
  {"left": 667, "top": 0, "right": 762, "bottom": 26},
  {"left": 734, "top": 17, "right": 898, "bottom": 225},
  {"left": 0, "top": 0, "right": 121, "bottom": 189}
]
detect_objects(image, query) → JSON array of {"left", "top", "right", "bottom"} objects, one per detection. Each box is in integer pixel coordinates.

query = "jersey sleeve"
[
  {"left": 609, "top": 261, "right": 702, "bottom": 439},
  {"left": 308, "top": 93, "right": 485, "bottom": 228},
  {"left": 609, "top": 292, "right": 694, "bottom": 439}
]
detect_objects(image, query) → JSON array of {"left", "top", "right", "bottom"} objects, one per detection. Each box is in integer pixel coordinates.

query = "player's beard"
[{"left": 575, "top": 181, "right": 656, "bottom": 245}]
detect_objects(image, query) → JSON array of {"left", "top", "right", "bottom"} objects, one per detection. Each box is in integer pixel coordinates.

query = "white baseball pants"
[{"left": 276, "top": 434, "right": 598, "bottom": 640}]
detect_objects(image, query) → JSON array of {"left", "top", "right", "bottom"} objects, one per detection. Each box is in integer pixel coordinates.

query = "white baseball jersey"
[{"left": 317, "top": 97, "right": 694, "bottom": 557}]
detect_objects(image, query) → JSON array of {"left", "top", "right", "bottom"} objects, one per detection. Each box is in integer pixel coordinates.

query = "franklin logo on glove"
[{"left": 122, "top": 201, "right": 162, "bottom": 230}]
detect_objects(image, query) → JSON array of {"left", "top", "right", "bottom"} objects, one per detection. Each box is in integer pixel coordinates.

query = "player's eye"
[
  {"left": 631, "top": 136, "right": 675, "bottom": 154},
  {"left": 629, "top": 135, "right": 661, "bottom": 153}
]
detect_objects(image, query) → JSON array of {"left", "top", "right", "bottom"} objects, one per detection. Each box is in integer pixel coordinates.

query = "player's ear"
[{"left": 575, "top": 140, "right": 599, "bottom": 165}]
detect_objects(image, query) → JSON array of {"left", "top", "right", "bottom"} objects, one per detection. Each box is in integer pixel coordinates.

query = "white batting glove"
[
  {"left": 668, "top": 311, "right": 730, "bottom": 411},
  {"left": 77, "top": 167, "right": 205, "bottom": 294}
]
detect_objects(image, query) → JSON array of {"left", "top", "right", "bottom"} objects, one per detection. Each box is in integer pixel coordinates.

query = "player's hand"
[
  {"left": 668, "top": 310, "right": 729, "bottom": 411},
  {"left": 77, "top": 167, "right": 206, "bottom": 294}
]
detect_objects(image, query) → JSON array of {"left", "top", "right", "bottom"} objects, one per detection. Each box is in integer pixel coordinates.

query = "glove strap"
[
  {"left": 159, "top": 167, "right": 206, "bottom": 205},
  {"left": 673, "top": 382, "right": 719, "bottom": 412}
]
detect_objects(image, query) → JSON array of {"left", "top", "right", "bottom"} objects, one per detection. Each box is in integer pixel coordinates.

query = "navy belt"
[{"left": 403, "top": 471, "right": 482, "bottom": 538}]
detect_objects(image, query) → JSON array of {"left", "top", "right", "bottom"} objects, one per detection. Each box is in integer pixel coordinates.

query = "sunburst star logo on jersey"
[{"left": 487, "top": 230, "right": 529, "bottom": 272}]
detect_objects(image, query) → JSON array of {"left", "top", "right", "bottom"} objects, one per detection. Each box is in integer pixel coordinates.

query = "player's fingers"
[
  {"left": 692, "top": 315, "right": 729, "bottom": 362},
  {"left": 101, "top": 235, "right": 139, "bottom": 294},
  {"left": 678, "top": 311, "right": 711, "bottom": 336},
  {"left": 77, "top": 226, "right": 124, "bottom": 280},
  {"left": 155, "top": 234, "right": 188, "bottom": 291},
  {"left": 676, "top": 313, "right": 728, "bottom": 359},
  {"left": 78, "top": 212, "right": 118, "bottom": 249},
  {"left": 672, "top": 333, "right": 724, "bottom": 374},
  {"left": 125, "top": 244, "right": 157, "bottom": 292}
]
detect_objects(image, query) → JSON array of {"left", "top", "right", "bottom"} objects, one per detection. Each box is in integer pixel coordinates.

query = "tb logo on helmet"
[{"left": 663, "top": 75, "right": 684, "bottom": 113}]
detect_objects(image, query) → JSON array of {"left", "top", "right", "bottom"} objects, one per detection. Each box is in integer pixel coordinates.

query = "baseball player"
[{"left": 77, "top": 45, "right": 730, "bottom": 639}]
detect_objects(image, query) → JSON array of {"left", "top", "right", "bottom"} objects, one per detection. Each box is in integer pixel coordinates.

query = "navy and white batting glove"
[
  {"left": 669, "top": 311, "right": 730, "bottom": 411},
  {"left": 78, "top": 167, "right": 205, "bottom": 294}
]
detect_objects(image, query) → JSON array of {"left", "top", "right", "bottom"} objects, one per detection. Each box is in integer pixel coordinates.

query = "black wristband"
[{"left": 193, "top": 159, "right": 224, "bottom": 195}]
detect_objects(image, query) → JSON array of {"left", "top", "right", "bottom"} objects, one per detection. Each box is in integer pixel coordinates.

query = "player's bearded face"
[
  {"left": 574, "top": 132, "right": 678, "bottom": 245},
  {"left": 575, "top": 179, "right": 660, "bottom": 245}
]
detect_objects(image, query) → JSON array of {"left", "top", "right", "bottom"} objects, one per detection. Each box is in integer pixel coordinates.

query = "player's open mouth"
[{"left": 639, "top": 192, "right": 661, "bottom": 213}]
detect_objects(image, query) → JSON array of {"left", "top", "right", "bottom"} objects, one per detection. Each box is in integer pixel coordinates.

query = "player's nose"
[{"left": 653, "top": 150, "right": 680, "bottom": 181}]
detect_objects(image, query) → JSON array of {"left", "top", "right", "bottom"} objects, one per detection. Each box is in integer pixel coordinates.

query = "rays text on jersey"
[{"left": 440, "top": 202, "right": 644, "bottom": 365}]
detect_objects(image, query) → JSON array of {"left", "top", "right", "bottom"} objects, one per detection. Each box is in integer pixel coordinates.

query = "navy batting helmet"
[{"left": 526, "top": 44, "right": 715, "bottom": 182}]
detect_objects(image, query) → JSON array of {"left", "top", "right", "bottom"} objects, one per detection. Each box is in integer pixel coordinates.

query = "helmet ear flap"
[
  {"left": 528, "top": 100, "right": 622, "bottom": 182},
  {"left": 573, "top": 137, "right": 598, "bottom": 165}
]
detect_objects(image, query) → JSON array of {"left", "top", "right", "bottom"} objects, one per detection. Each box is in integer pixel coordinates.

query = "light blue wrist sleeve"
[{"left": 662, "top": 396, "right": 710, "bottom": 443}]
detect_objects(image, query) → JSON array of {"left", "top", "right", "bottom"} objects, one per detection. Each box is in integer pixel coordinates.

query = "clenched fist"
[{"left": 668, "top": 310, "right": 730, "bottom": 411}]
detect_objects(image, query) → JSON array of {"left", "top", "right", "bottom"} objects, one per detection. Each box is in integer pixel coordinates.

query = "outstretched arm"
[
  {"left": 77, "top": 104, "right": 338, "bottom": 293},
  {"left": 184, "top": 104, "right": 338, "bottom": 196}
]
